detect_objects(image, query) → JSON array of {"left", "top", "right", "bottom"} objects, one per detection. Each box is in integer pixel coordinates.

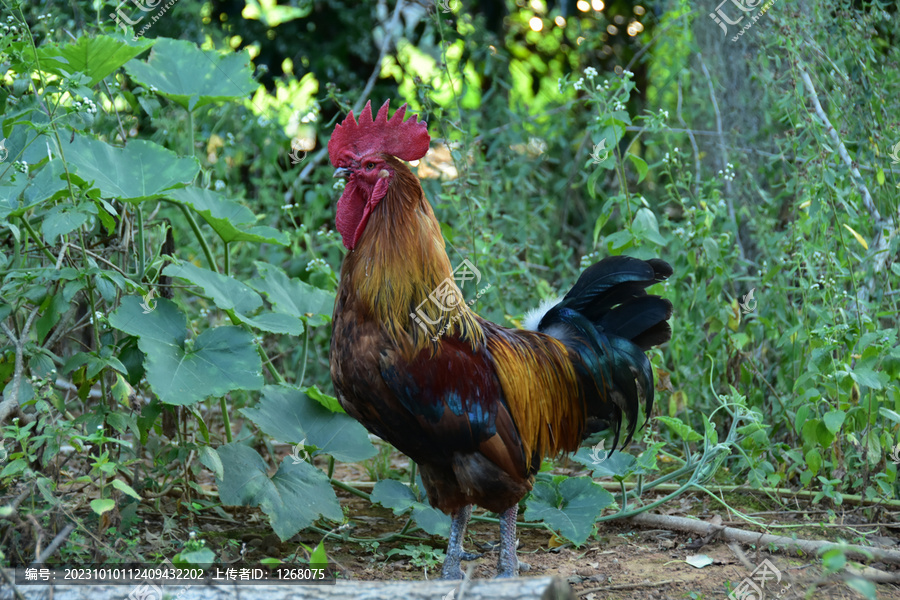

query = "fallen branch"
[{"left": 627, "top": 512, "right": 900, "bottom": 565}]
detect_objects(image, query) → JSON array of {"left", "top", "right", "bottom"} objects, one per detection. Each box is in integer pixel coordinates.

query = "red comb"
[{"left": 328, "top": 100, "right": 430, "bottom": 167}]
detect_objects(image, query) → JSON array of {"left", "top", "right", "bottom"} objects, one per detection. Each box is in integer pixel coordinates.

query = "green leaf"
[
  {"left": 165, "top": 262, "right": 262, "bottom": 315},
  {"left": 805, "top": 448, "right": 822, "bottom": 475},
  {"left": 125, "top": 38, "right": 258, "bottom": 111},
  {"left": 176, "top": 548, "right": 216, "bottom": 568},
  {"left": 846, "top": 578, "right": 877, "bottom": 600},
  {"left": 632, "top": 207, "right": 666, "bottom": 245},
  {"left": 199, "top": 445, "right": 224, "bottom": 480},
  {"left": 241, "top": 385, "right": 375, "bottom": 463},
  {"left": 822, "top": 410, "right": 845, "bottom": 434},
  {"left": 111, "top": 478, "right": 142, "bottom": 500},
  {"left": 216, "top": 443, "right": 342, "bottom": 541},
  {"left": 627, "top": 154, "right": 649, "bottom": 182},
  {"left": 371, "top": 480, "right": 450, "bottom": 537},
  {"left": 108, "top": 297, "right": 263, "bottom": 405},
  {"left": 169, "top": 187, "right": 289, "bottom": 245},
  {"left": 90, "top": 499, "right": 116, "bottom": 515},
  {"left": 35, "top": 35, "right": 154, "bottom": 87},
  {"left": 656, "top": 416, "right": 704, "bottom": 442},
  {"left": 248, "top": 263, "right": 335, "bottom": 325},
  {"left": 850, "top": 366, "right": 886, "bottom": 389},
  {"left": 524, "top": 477, "right": 613, "bottom": 546},
  {"left": 42, "top": 205, "right": 91, "bottom": 244},
  {"left": 571, "top": 447, "right": 638, "bottom": 479},
  {"left": 64, "top": 134, "right": 198, "bottom": 202},
  {"left": 236, "top": 312, "right": 305, "bottom": 335},
  {"left": 305, "top": 385, "right": 344, "bottom": 413}
]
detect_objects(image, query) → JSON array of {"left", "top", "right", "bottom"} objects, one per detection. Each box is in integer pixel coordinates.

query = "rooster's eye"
[{"left": 366, "top": 162, "right": 376, "bottom": 170}]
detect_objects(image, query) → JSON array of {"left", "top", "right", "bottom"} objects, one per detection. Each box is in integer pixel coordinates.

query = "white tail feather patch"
[{"left": 522, "top": 296, "right": 563, "bottom": 331}]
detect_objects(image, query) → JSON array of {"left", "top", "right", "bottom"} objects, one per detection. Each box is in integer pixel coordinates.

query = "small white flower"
[
  {"left": 584, "top": 66, "right": 598, "bottom": 79},
  {"left": 573, "top": 77, "right": 584, "bottom": 91}
]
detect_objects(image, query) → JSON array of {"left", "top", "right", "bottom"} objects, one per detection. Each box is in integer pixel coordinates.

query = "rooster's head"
[{"left": 328, "top": 100, "right": 430, "bottom": 250}]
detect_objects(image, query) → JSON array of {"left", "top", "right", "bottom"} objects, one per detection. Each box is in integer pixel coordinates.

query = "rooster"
[{"left": 328, "top": 101, "right": 672, "bottom": 578}]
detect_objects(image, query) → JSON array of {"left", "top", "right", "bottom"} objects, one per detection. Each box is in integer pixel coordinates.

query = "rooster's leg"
[
  {"left": 442, "top": 505, "right": 474, "bottom": 579},
  {"left": 495, "top": 504, "right": 519, "bottom": 578}
]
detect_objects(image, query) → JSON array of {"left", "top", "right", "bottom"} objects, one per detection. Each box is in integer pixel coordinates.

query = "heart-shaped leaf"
[
  {"left": 125, "top": 38, "right": 257, "bottom": 111},
  {"left": 35, "top": 35, "right": 154, "bottom": 87},
  {"left": 241, "top": 384, "right": 375, "bottom": 463},
  {"left": 108, "top": 297, "right": 262, "bottom": 405},
  {"left": 63, "top": 134, "right": 198, "bottom": 201},
  {"left": 169, "top": 187, "right": 288, "bottom": 245},
  {"left": 524, "top": 477, "right": 613, "bottom": 546},
  {"left": 216, "top": 443, "right": 342, "bottom": 541}
]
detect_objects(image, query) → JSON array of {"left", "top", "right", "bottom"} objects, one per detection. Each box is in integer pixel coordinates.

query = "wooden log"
[{"left": 6, "top": 576, "right": 575, "bottom": 600}]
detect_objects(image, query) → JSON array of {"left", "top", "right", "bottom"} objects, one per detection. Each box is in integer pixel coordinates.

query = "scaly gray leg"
[
  {"left": 442, "top": 505, "right": 476, "bottom": 579},
  {"left": 496, "top": 504, "right": 520, "bottom": 578}
]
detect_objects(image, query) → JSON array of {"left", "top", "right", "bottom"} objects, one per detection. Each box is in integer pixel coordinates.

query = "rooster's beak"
[{"left": 333, "top": 167, "right": 351, "bottom": 179}]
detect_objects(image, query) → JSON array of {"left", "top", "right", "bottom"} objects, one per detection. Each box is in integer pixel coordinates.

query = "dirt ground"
[{"left": 306, "top": 491, "right": 900, "bottom": 600}]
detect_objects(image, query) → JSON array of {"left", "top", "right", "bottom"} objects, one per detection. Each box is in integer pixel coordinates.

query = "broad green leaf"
[
  {"left": 35, "top": 35, "right": 154, "bottom": 87},
  {"left": 371, "top": 480, "right": 450, "bottom": 537},
  {"left": 632, "top": 207, "right": 666, "bottom": 245},
  {"left": 248, "top": 263, "right": 335, "bottom": 325},
  {"left": 63, "top": 135, "right": 198, "bottom": 202},
  {"left": 111, "top": 478, "right": 142, "bottom": 500},
  {"left": 305, "top": 385, "right": 344, "bottom": 413},
  {"left": 176, "top": 548, "right": 216, "bottom": 567},
  {"left": 165, "top": 262, "right": 263, "bottom": 315},
  {"left": 169, "top": 187, "right": 289, "bottom": 245},
  {"left": 42, "top": 205, "right": 92, "bottom": 244},
  {"left": 805, "top": 448, "right": 822, "bottom": 475},
  {"left": 216, "top": 443, "right": 342, "bottom": 541},
  {"left": 523, "top": 477, "right": 613, "bottom": 546},
  {"left": 571, "top": 447, "right": 640, "bottom": 479},
  {"left": 627, "top": 153, "right": 649, "bottom": 182},
  {"left": 199, "top": 445, "right": 224, "bottom": 480},
  {"left": 91, "top": 499, "right": 116, "bottom": 515},
  {"left": 236, "top": 312, "right": 304, "bottom": 336},
  {"left": 108, "top": 297, "right": 263, "bottom": 405},
  {"left": 850, "top": 366, "right": 886, "bottom": 389},
  {"left": 23, "top": 159, "right": 68, "bottom": 206},
  {"left": 656, "top": 416, "right": 704, "bottom": 442},
  {"left": 822, "top": 410, "right": 845, "bottom": 434},
  {"left": 125, "top": 38, "right": 257, "bottom": 111},
  {"left": 241, "top": 384, "right": 375, "bottom": 463}
]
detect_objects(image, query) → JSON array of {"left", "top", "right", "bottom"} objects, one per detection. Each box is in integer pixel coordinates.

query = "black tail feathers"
[{"left": 537, "top": 256, "right": 673, "bottom": 451}]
